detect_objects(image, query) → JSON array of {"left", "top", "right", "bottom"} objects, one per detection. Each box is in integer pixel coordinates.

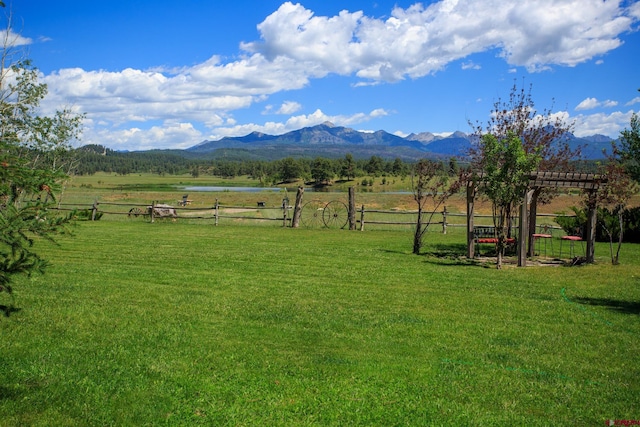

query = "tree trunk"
[
  {"left": 614, "top": 210, "right": 624, "bottom": 265},
  {"left": 413, "top": 204, "right": 424, "bottom": 254}
]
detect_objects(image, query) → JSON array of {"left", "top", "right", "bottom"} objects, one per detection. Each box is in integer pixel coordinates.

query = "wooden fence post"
[
  {"left": 466, "top": 182, "right": 475, "bottom": 258},
  {"left": 442, "top": 205, "right": 447, "bottom": 234},
  {"left": 291, "top": 186, "right": 304, "bottom": 228},
  {"left": 151, "top": 201, "right": 156, "bottom": 223},
  {"left": 91, "top": 199, "right": 98, "bottom": 221},
  {"left": 348, "top": 187, "right": 356, "bottom": 230},
  {"left": 282, "top": 196, "right": 289, "bottom": 227},
  {"left": 359, "top": 205, "right": 365, "bottom": 231},
  {"left": 215, "top": 199, "right": 219, "bottom": 226}
]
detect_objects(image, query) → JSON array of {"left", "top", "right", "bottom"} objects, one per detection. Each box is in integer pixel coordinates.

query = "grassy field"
[{"left": 1, "top": 173, "right": 639, "bottom": 425}]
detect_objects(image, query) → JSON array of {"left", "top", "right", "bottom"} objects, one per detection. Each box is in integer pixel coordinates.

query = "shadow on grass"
[
  {"left": 380, "top": 244, "right": 504, "bottom": 267},
  {"left": 572, "top": 297, "right": 640, "bottom": 315},
  {"left": 0, "top": 305, "right": 22, "bottom": 317},
  {"left": 0, "top": 385, "right": 24, "bottom": 401},
  {"left": 421, "top": 243, "right": 481, "bottom": 267}
]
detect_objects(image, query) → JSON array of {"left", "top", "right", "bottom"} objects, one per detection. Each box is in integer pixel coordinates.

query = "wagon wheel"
[
  {"left": 323, "top": 200, "right": 348, "bottom": 229},
  {"left": 301, "top": 200, "right": 326, "bottom": 228},
  {"left": 128, "top": 207, "right": 143, "bottom": 217}
]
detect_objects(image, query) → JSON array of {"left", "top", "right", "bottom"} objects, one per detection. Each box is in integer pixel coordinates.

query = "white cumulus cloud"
[
  {"left": 244, "top": 0, "right": 638, "bottom": 80},
  {"left": 33, "top": 0, "right": 639, "bottom": 150},
  {"left": 572, "top": 110, "right": 635, "bottom": 137},
  {"left": 626, "top": 97, "right": 640, "bottom": 106},
  {"left": 275, "top": 101, "right": 302, "bottom": 115},
  {"left": 575, "top": 97, "right": 619, "bottom": 111}
]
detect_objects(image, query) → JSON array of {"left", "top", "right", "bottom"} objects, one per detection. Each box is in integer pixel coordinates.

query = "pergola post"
[
  {"left": 527, "top": 188, "right": 540, "bottom": 257},
  {"left": 466, "top": 182, "right": 476, "bottom": 259},
  {"left": 517, "top": 190, "right": 531, "bottom": 267},
  {"left": 585, "top": 189, "right": 598, "bottom": 263}
]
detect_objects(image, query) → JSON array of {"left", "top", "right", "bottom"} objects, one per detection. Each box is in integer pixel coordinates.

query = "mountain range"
[{"left": 186, "top": 121, "right": 614, "bottom": 161}]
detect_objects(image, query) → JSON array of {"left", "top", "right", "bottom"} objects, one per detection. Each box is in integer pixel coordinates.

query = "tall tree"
[
  {"left": 595, "top": 156, "right": 637, "bottom": 265},
  {"left": 311, "top": 157, "right": 334, "bottom": 185},
  {"left": 619, "top": 111, "right": 640, "bottom": 183},
  {"left": 364, "top": 155, "right": 383, "bottom": 176},
  {"left": 411, "top": 159, "right": 461, "bottom": 255},
  {"left": 470, "top": 82, "right": 579, "bottom": 257},
  {"left": 340, "top": 153, "right": 356, "bottom": 180},
  {"left": 1, "top": 10, "right": 83, "bottom": 316},
  {"left": 278, "top": 157, "right": 304, "bottom": 183},
  {"left": 596, "top": 111, "right": 640, "bottom": 264},
  {"left": 476, "top": 132, "right": 541, "bottom": 268}
]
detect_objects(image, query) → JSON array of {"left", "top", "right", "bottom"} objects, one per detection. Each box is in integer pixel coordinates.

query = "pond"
[
  {"left": 182, "top": 186, "right": 284, "bottom": 193},
  {"left": 181, "top": 186, "right": 414, "bottom": 194},
  {"left": 182, "top": 186, "right": 342, "bottom": 193}
]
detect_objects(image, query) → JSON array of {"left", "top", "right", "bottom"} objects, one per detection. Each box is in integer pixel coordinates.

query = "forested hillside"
[{"left": 72, "top": 144, "right": 598, "bottom": 185}]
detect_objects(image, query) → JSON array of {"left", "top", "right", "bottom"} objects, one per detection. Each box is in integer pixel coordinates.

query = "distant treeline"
[{"left": 72, "top": 144, "right": 598, "bottom": 184}]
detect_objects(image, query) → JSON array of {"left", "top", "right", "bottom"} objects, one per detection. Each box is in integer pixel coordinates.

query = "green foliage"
[
  {"left": 555, "top": 206, "right": 586, "bottom": 237},
  {"left": 74, "top": 208, "right": 103, "bottom": 221},
  {"left": 277, "top": 157, "right": 305, "bottom": 182},
  {"left": 477, "top": 132, "right": 541, "bottom": 267},
  {"left": 364, "top": 155, "right": 384, "bottom": 176},
  {"left": 556, "top": 206, "right": 640, "bottom": 244},
  {"left": 619, "top": 112, "right": 640, "bottom": 182},
  {"left": 311, "top": 157, "right": 334, "bottom": 184},
  {"left": 340, "top": 153, "right": 356, "bottom": 180},
  {"left": 0, "top": 57, "right": 82, "bottom": 314},
  {"left": 482, "top": 132, "right": 541, "bottom": 209}
]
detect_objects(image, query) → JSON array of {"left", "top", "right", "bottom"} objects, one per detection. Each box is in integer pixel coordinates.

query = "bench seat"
[{"left": 476, "top": 237, "right": 516, "bottom": 244}]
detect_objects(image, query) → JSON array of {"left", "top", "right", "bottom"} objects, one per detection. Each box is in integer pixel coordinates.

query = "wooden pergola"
[{"left": 466, "top": 172, "right": 606, "bottom": 267}]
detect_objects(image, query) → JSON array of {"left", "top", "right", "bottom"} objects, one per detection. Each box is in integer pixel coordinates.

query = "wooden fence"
[
  {"left": 54, "top": 198, "right": 294, "bottom": 226},
  {"left": 53, "top": 196, "right": 568, "bottom": 237}
]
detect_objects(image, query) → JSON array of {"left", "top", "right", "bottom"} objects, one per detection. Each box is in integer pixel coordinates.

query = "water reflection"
[
  {"left": 183, "top": 186, "right": 283, "bottom": 192},
  {"left": 182, "top": 186, "right": 412, "bottom": 194}
]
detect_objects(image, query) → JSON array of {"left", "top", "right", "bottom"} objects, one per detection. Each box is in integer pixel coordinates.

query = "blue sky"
[{"left": 7, "top": 0, "right": 640, "bottom": 151}]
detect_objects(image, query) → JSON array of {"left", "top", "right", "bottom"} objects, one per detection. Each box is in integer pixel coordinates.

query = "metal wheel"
[
  {"left": 128, "top": 207, "right": 144, "bottom": 217},
  {"left": 323, "top": 200, "right": 348, "bottom": 229},
  {"left": 301, "top": 200, "right": 326, "bottom": 228}
]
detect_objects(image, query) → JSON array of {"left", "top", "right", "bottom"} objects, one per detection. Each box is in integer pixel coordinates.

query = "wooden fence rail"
[{"left": 51, "top": 192, "right": 574, "bottom": 233}]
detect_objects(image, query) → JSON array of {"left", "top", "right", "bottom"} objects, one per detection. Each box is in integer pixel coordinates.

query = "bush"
[
  {"left": 555, "top": 206, "right": 640, "bottom": 243},
  {"left": 75, "top": 209, "right": 103, "bottom": 221}
]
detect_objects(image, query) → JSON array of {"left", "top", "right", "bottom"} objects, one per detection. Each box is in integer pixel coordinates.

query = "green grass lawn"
[{"left": 1, "top": 221, "right": 639, "bottom": 425}]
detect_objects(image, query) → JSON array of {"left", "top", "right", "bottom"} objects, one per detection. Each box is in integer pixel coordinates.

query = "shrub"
[
  {"left": 75, "top": 209, "right": 103, "bottom": 221},
  {"left": 555, "top": 206, "right": 640, "bottom": 243}
]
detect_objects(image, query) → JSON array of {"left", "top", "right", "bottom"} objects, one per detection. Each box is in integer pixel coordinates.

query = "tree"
[
  {"left": 364, "top": 155, "right": 383, "bottom": 176},
  {"left": 448, "top": 157, "right": 459, "bottom": 177},
  {"left": 391, "top": 157, "right": 407, "bottom": 177},
  {"left": 595, "top": 120, "right": 640, "bottom": 264},
  {"left": 411, "top": 159, "right": 462, "bottom": 255},
  {"left": 619, "top": 111, "right": 640, "bottom": 183},
  {"left": 596, "top": 160, "right": 637, "bottom": 264},
  {"left": 1, "top": 11, "right": 83, "bottom": 316},
  {"left": 340, "top": 153, "right": 356, "bottom": 180},
  {"left": 278, "top": 157, "right": 303, "bottom": 183},
  {"left": 470, "top": 82, "right": 578, "bottom": 257},
  {"left": 476, "top": 132, "right": 541, "bottom": 268},
  {"left": 311, "top": 157, "right": 334, "bottom": 185}
]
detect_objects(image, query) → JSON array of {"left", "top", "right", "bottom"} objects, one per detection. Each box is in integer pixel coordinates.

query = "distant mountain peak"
[
  {"left": 185, "top": 123, "right": 612, "bottom": 160},
  {"left": 449, "top": 131, "right": 468, "bottom": 138}
]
